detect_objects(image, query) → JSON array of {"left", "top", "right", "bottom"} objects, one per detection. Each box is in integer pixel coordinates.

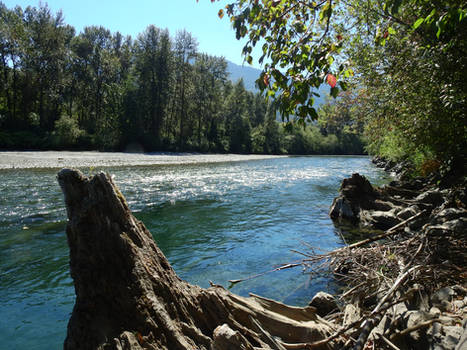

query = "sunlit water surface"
[{"left": 0, "top": 155, "right": 389, "bottom": 349}]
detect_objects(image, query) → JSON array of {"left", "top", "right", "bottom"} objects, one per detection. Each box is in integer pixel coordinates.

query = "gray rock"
[
  {"left": 309, "top": 291, "right": 338, "bottom": 316},
  {"left": 442, "top": 326, "right": 463, "bottom": 349},
  {"left": 432, "top": 287, "right": 456, "bottom": 305},
  {"left": 343, "top": 304, "right": 360, "bottom": 327},
  {"left": 416, "top": 190, "right": 444, "bottom": 206},
  {"left": 360, "top": 210, "right": 401, "bottom": 230},
  {"left": 212, "top": 324, "right": 254, "bottom": 350},
  {"left": 397, "top": 205, "right": 420, "bottom": 220},
  {"left": 393, "top": 301, "right": 409, "bottom": 316},
  {"left": 433, "top": 208, "right": 467, "bottom": 224},
  {"left": 409, "top": 216, "right": 427, "bottom": 230},
  {"left": 405, "top": 310, "right": 434, "bottom": 328},
  {"left": 426, "top": 218, "right": 467, "bottom": 236},
  {"left": 445, "top": 218, "right": 467, "bottom": 235},
  {"left": 403, "top": 310, "right": 433, "bottom": 349}
]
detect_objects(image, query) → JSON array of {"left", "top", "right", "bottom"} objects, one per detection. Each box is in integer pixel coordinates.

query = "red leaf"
[
  {"left": 336, "top": 34, "right": 343, "bottom": 41},
  {"left": 263, "top": 73, "right": 270, "bottom": 86},
  {"left": 326, "top": 74, "right": 337, "bottom": 88},
  {"left": 218, "top": 9, "right": 224, "bottom": 19}
]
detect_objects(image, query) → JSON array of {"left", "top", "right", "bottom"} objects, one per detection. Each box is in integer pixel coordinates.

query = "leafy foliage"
[{"left": 213, "top": 0, "right": 466, "bottom": 171}]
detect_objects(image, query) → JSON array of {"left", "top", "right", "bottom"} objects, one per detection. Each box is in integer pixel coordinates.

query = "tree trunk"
[{"left": 57, "top": 169, "right": 332, "bottom": 350}]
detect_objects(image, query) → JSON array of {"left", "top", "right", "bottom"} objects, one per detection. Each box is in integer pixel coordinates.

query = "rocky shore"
[{"left": 321, "top": 158, "right": 467, "bottom": 349}]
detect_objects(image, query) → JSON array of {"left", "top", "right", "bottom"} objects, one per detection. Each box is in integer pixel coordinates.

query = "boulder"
[
  {"left": 329, "top": 173, "right": 380, "bottom": 225},
  {"left": 309, "top": 292, "right": 338, "bottom": 316},
  {"left": 415, "top": 190, "right": 445, "bottom": 207},
  {"left": 360, "top": 210, "right": 401, "bottom": 231},
  {"left": 397, "top": 205, "right": 420, "bottom": 220}
]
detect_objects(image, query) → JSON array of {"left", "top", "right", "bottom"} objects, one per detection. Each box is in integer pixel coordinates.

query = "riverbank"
[
  {"left": 317, "top": 159, "right": 467, "bottom": 349},
  {"left": 0, "top": 151, "right": 286, "bottom": 169}
]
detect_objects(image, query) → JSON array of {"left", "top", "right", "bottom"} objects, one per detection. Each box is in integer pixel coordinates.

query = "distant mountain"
[
  {"left": 226, "top": 61, "right": 261, "bottom": 91},
  {"left": 226, "top": 60, "right": 329, "bottom": 108}
]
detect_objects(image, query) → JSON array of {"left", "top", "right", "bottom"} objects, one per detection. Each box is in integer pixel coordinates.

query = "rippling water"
[{"left": 0, "top": 155, "right": 388, "bottom": 349}]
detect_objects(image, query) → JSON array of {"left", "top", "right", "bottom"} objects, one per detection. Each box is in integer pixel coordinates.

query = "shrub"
[{"left": 53, "top": 115, "right": 85, "bottom": 147}]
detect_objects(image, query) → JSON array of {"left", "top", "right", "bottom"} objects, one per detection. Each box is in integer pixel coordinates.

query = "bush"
[{"left": 53, "top": 115, "right": 85, "bottom": 147}]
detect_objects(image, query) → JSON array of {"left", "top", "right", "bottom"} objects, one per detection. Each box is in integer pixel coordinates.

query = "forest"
[{"left": 0, "top": 2, "right": 364, "bottom": 155}]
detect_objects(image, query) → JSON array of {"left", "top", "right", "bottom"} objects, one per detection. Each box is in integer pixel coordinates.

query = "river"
[{"left": 0, "top": 152, "right": 389, "bottom": 349}]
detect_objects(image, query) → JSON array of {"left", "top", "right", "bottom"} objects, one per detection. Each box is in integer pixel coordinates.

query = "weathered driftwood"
[{"left": 57, "top": 169, "right": 333, "bottom": 350}]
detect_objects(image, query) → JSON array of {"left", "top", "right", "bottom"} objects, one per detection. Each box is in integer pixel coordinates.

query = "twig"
[
  {"left": 228, "top": 263, "right": 301, "bottom": 284},
  {"left": 339, "top": 281, "right": 366, "bottom": 299},
  {"left": 378, "top": 334, "right": 401, "bottom": 350},
  {"left": 390, "top": 318, "right": 440, "bottom": 341}
]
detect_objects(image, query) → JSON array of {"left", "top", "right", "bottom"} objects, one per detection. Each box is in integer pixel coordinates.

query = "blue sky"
[{"left": 2, "top": 0, "right": 255, "bottom": 66}]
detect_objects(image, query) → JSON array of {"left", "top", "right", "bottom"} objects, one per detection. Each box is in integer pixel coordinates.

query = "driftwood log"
[{"left": 57, "top": 169, "right": 333, "bottom": 350}]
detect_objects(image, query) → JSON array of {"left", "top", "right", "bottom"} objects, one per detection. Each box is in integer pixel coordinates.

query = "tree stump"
[{"left": 58, "top": 169, "right": 333, "bottom": 350}]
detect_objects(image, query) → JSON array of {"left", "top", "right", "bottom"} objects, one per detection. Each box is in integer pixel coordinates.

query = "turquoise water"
[{"left": 0, "top": 155, "right": 388, "bottom": 349}]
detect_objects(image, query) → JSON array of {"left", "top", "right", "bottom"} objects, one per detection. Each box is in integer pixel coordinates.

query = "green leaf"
[
  {"left": 425, "top": 9, "right": 436, "bottom": 24},
  {"left": 413, "top": 18, "right": 424, "bottom": 29},
  {"left": 330, "top": 87, "right": 339, "bottom": 98},
  {"left": 308, "top": 107, "right": 319, "bottom": 120},
  {"left": 460, "top": 10, "right": 466, "bottom": 22},
  {"left": 388, "top": 27, "right": 396, "bottom": 35}
]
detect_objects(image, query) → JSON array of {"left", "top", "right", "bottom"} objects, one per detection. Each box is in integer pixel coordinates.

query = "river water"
[{"left": 0, "top": 153, "right": 388, "bottom": 349}]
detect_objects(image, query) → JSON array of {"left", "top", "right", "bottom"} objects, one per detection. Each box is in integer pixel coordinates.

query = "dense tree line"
[{"left": 0, "top": 2, "right": 364, "bottom": 154}]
